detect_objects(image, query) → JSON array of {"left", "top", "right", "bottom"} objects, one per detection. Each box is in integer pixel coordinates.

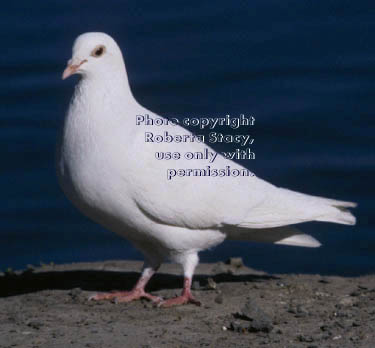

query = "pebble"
[
  {"left": 27, "top": 321, "right": 44, "bottom": 330},
  {"left": 350, "top": 336, "right": 361, "bottom": 342},
  {"left": 288, "top": 304, "right": 309, "bottom": 317},
  {"left": 206, "top": 277, "right": 216, "bottom": 290},
  {"left": 230, "top": 321, "right": 247, "bottom": 333},
  {"left": 335, "top": 310, "right": 352, "bottom": 318},
  {"left": 339, "top": 297, "right": 356, "bottom": 306},
  {"left": 297, "top": 334, "right": 314, "bottom": 342},
  {"left": 225, "top": 257, "right": 244, "bottom": 268},
  {"left": 69, "top": 287, "right": 82, "bottom": 300},
  {"left": 191, "top": 281, "right": 200, "bottom": 290},
  {"left": 235, "top": 299, "right": 273, "bottom": 333},
  {"left": 350, "top": 291, "right": 360, "bottom": 297},
  {"left": 315, "top": 291, "right": 330, "bottom": 298},
  {"left": 249, "top": 320, "right": 273, "bottom": 333},
  {"left": 318, "top": 278, "right": 329, "bottom": 284},
  {"left": 214, "top": 293, "right": 223, "bottom": 304}
]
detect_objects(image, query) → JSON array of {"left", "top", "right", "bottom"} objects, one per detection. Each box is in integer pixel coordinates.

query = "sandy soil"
[{"left": 1, "top": 259, "right": 374, "bottom": 348}]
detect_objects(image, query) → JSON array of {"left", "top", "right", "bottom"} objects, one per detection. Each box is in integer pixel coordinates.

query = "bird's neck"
[
  {"left": 79, "top": 67, "right": 134, "bottom": 104},
  {"left": 62, "top": 66, "right": 142, "bottom": 149},
  {"left": 71, "top": 67, "right": 139, "bottom": 126}
]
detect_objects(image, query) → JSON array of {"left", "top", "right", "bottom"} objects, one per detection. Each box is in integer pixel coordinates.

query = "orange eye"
[{"left": 91, "top": 45, "right": 106, "bottom": 57}]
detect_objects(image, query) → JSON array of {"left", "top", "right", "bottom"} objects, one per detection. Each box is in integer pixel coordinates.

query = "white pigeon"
[{"left": 57, "top": 32, "right": 356, "bottom": 307}]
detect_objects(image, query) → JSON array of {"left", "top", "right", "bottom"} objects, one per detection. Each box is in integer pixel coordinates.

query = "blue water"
[{"left": 1, "top": 1, "right": 374, "bottom": 275}]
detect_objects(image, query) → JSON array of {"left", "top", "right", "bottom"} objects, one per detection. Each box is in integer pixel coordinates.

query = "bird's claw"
[
  {"left": 88, "top": 290, "right": 162, "bottom": 304},
  {"left": 157, "top": 294, "right": 201, "bottom": 308}
]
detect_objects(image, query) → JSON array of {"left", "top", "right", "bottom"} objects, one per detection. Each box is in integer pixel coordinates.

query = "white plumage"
[{"left": 57, "top": 32, "right": 356, "bottom": 306}]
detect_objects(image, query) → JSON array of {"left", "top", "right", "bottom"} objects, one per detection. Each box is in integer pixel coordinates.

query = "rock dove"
[{"left": 57, "top": 32, "right": 356, "bottom": 307}]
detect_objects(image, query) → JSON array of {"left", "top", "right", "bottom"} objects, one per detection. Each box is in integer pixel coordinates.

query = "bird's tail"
[
  {"left": 279, "top": 188, "right": 357, "bottom": 226},
  {"left": 236, "top": 187, "right": 357, "bottom": 229},
  {"left": 315, "top": 205, "right": 356, "bottom": 225},
  {"left": 225, "top": 188, "right": 357, "bottom": 248},
  {"left": 224, "top": 225, "right": 321, "bottom": 248}
]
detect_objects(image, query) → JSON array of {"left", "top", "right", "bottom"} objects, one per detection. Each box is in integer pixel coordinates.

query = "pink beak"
[{"left": 62, "top": 59, "right": 87, "bottom": 80}]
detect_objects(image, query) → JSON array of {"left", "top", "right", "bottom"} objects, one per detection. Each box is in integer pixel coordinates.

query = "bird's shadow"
[{"left": 0, "top": 269, "right": 278, "bottom": 298}]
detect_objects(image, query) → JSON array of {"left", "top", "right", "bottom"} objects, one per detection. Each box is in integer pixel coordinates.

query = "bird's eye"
[{"left": 91, "top": 45, "right": 106, "bottom": 58}]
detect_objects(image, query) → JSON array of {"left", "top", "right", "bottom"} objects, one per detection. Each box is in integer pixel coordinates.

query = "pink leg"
[
  {"left": 159, "top": 277, "right": 201, "bottom": 308},
  {"left": 89, "top": 265, "right": 162, "bottom": 304}
]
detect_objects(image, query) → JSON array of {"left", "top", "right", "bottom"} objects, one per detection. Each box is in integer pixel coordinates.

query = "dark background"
[{"left": 1, "top": 1, "right": 374, "bottom": 275}]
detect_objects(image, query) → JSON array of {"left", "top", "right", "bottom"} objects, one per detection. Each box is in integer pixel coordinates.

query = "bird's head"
[{"left": 62, "top": 32, "right": 125, "bottom": 80}]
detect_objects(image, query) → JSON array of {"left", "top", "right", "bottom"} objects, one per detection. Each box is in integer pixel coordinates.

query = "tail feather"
[
  {"left": 237, "top": 187, "right": 357, "bottom": 229},
  {"left": 224, "top": 225, "right": 321, "bottom": 248},
  {"left": 316, "top": 208, "right": 356, "bottom": 225},
  {"left": 278, "top": 188, "right": 357, "bottom": 226},
  {"left": 224, "top": 188, "right": 356, "bottom": 248},
  {"left": 275, "top": 234, "right": 321, "bottom": 248},
  {"left": 279, "top": 188, "right": 357, "bottom": 208}
]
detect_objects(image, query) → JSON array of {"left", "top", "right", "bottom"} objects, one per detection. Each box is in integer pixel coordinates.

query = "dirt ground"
[{"left": 1, "top": 259, "right": 374, "bottom": 348}]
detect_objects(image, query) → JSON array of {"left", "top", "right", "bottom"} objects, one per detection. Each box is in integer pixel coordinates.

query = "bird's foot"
[
  {"left": 158, "top": 292, "right": 201, "bottom": 308},
  {"left": 89, "top": 289, "right": 162, "bottom": 304}
]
